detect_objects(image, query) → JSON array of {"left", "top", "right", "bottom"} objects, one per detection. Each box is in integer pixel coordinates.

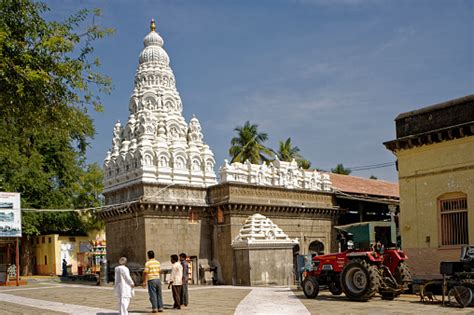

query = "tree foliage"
[
  {"left": 277, "top": 137, "right": 311, "bottom": 169},
  {"left": 331, "top": 164, "right": 352, "bottom": 175},
  {"left": 229, "top": 121, "right": 273, "bottom": 164},
  {"left": 0, "top": 0, "right": 112, "bottom": 237}
]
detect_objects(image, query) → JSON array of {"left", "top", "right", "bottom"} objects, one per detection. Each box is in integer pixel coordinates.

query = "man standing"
[
  {"left": 170, "top": 254, "right": 183, "bottom": 309},
  {"left": 142, "top": 250, "right": 163, "bottom": 313},
  {"left": 114, "top": 257, "right": 135, "bottom": 315},
  {"left": 179, "top": 253, "right": 189, "bottom": 307},
  {"left": 62, "top": 259, "right": 68, "bottom": 277}
]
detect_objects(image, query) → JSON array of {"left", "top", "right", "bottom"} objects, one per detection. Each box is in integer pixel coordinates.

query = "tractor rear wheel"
[
  {"left": 341, "top": 259, "right": 380, "bottom": 301},
  {"left": 303, "top": 277, "right": 320, "bottom": 298},
  {"left": 394, "top": 262, "right": 412, "bottom": 291},
  {"left": 329, "top": 279, "right": 343, "bottom": 295}
]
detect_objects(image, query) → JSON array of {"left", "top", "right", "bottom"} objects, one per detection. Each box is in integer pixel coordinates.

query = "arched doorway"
[{"left": 308, "top": 240, "right": 324, "bottom": 255}]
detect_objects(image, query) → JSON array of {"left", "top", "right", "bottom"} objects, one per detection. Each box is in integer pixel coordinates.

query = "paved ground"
[{"left": 1, "top": 280, "right": 474, "bottom": 314}]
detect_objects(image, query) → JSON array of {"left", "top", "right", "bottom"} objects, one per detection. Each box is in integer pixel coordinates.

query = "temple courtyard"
[{"left": 0, "top": 280, "right": 473, "bottom": 314}]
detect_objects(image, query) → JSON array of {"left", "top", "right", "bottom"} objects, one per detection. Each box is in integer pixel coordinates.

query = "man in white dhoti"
[{"left": 114, "top": 257, "right": 135, "bottom": 315}]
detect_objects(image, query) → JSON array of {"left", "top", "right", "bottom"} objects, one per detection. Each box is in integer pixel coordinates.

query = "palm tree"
[
  {"left": 277, "top": 138, "right": 311, "bottom": 169},
  {"left": 331, "top": 163, "right": 351, "bottom": 175},
  {"left": 229, "top": 121, "right": 273, "bottom": 164},
  {"left": 277, "top": 138, "right": 301, "bottom": 161},
  {"left": 297, "top": 159, "right": 311, "bottom": 170}
]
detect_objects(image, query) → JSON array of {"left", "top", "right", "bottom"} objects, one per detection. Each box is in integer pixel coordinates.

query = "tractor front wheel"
[
  {"left": 303, "top": 277, "right": 320, "bottom": 298},
  {"left": 394, "top": 262, "right": 412, "bottom": 291},
  {"left": 341, "top": 259, "right": 380, "bottom": 301}
]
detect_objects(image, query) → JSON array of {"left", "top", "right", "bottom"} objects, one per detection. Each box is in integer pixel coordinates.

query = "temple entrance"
[
  {"left": 293, "top": 244, "right": 301, "bottom": 285},
  {"left": 308, "top": 240, "right": 324, "bottom": 255}
]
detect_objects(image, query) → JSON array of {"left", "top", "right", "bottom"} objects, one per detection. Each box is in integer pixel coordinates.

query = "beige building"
[
  {"left": 32, "top": 231, "right": 105, "bottom": 276},
  {"left": 385, "top": 94, "right": 474, "bottom": 279}
]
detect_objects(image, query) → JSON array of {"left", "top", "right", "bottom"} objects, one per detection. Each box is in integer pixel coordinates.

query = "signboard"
[{"left": 0, "top": 192, "right": 21, "bottom": 237}]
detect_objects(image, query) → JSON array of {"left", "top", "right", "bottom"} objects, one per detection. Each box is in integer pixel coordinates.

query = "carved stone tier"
[
  {"left": 219, "top": 158, "right": 332, "bottom": 192},
  {"left": 208, "top": 183, "right": 338, "bottom": 210}
]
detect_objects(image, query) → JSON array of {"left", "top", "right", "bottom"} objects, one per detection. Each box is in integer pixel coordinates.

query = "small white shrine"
[
  {"left": 219, "top": 157, "right": 332, "bottom": 191},
  {"left": 103, "top": 20, "right": 217, "bottom": 192},
  {"left": 232, "top": 214, "right": 298, "bottom": 286},
  {"left": 232, "top": 214, "right": 299, "bottom": 248}
]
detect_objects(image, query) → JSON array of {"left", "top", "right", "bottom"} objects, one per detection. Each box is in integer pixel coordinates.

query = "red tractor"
[{"left": 302, "top": 221, "right": 412, "bottom": 301}]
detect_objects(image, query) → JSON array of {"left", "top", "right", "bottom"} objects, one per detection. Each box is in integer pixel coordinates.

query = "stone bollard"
[{"left": 99, "top": 260, "right": 108, "bottom": 286}]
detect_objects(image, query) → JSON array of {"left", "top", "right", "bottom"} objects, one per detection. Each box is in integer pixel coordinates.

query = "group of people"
[{"left": 113, "top": 250, "right": 190, "bottom": 314}]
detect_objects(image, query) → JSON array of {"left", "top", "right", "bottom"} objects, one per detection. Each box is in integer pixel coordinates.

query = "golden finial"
[{"left": 150, "top": 19, "right": 156, "bottom": 32}]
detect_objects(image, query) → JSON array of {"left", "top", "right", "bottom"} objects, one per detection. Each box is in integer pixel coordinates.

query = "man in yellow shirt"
[{"left": 142, "top": 250, "right": 163, "bottom": 313}]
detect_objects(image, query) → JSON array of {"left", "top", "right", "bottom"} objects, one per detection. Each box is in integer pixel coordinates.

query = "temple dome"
[
  {"left": 144, "top": 30, "right": 164, "bottom": 47},
  {"left": 139, "top": 45, "right": 169, "bottom": 65},
  {"left": 139, "top": 19, "right": 169, "bottom": 65}
]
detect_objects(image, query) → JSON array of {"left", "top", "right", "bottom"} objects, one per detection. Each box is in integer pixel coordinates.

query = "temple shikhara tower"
[
  {"left": 104, "top": 20, "right": 216, "bottom": 190},
  {"left": 100, "top": 20, "right": 398, "bottom": 286}
]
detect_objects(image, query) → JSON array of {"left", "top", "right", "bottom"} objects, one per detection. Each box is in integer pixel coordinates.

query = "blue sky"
[{"left": 45, "top": 0, "right": 473, "bottom": 181}]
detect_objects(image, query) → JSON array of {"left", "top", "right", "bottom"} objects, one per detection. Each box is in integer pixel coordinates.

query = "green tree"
[
  {"left": 72, "top": 163, "right": 105, "bottom": 232},
  {"left": 0, "top": 0, "right": 112, "bottom": 274},
  {"left": 277, "top": 137, "right": 311, "bottom": 169},
  {"left": 331, "top": 164, "right": 352, "bottom": 175},
  {"left": 229, "top": 121, "right": 273, "bottom": 164}
]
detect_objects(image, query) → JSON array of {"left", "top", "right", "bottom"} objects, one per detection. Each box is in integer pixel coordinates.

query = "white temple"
[
  {"left": 104, "top": 20, "right": 217, "bottom": 191},
  {"left": 103, "top": 20, "right": 333, "bottom": 194},
  {"left": 219, "top": 157, "right": 332, "bottom": 191},
  {"left": 232, "top": 213, "right": 299, "bottom": 248}
]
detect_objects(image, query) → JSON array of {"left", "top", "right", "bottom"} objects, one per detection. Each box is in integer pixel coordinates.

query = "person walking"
[
  {"left": 170, "top": 254, "right": 183, "bottom": 309},
  {"left": 142, "top": 250, "right": 163, "bottom": 313},
  {"left": 179, "top": 253, "right": 189, "bottom": 307},
  {"left": 114, "top": 257, "right": 135, "bottom": 315}
]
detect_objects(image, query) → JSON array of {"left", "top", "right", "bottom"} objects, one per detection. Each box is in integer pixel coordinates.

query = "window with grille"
[{"left": 439, "top": 195, "right": 468, "bottom": 246}]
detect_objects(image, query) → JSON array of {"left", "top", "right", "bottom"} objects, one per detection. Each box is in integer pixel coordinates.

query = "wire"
[
  {"left": 346, "top": 162, "right": 395, "bottom": 171},
  {"left": 20, "top": 183, "right": 176, "bottom": 212},
  {"left": 21, "top": 198, "right": 140, "bottom": 212}
]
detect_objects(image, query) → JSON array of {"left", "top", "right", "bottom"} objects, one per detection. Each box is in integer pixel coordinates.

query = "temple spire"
[{"left": 103, "top": 19, "right": 217, "bottom": 189}]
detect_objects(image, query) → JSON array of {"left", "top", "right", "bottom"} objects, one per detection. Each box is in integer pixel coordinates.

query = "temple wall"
[
  {"left": 105, "top": 216, "right": 146, "bottom": 266},
  {"left": 213, "top": 215, "right": 244, "bottom": 285},
  {"left": 103, "top": 182, "right": 342, "bottom": 285},
  {"left": 271, "top": 217, "right": 336, "bottom": 255},
  {"left": 143, "top": 211, "right": 212, "bottom": 269}
]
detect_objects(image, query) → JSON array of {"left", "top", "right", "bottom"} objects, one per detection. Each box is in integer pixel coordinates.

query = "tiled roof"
[{"left": 329, "top": 173, "right": 399, "bottom": 198}]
